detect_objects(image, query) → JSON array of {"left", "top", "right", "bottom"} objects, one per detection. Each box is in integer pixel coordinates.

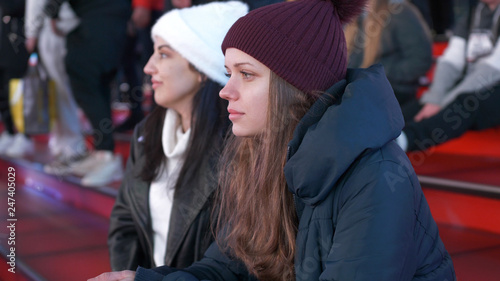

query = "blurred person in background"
[
  {"left": 44, "top": 0, "right": 130, "bottom": 187},
  {"left": 345, "top": 0, "right": 433, "bottom": 111},
  {"left": 114, "top": 0, "right": 165, "bottom": 133},
  {"left": 429, "top": 0, "right": 455, "bottom": 40},
  {"left": 404, "top": 0, "right": 454, "bottom": 40},
  {"left": 24, "top": 0, "right": 87, "bottom": 170},
  {"left": 0, "top": 0, "right": 30, "bottom": 157},
  {"left": 397, "top": 0, "right": 500, "bottom": 152}
]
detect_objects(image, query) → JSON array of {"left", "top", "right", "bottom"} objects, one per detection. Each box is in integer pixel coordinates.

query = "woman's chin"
[
  {"left": 232, "top": 126, "right": 248, "bottom": 137},
  {"left": 231, "top": 126, "right": 262, "bottom": 138}
]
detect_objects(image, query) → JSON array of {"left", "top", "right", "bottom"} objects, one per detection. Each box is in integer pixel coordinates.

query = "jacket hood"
[{"left": 284, "top": 64, "right": 404, "bottom": 205}]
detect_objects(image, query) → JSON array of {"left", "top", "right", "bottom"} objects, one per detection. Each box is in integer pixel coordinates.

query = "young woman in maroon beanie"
[{"left": 91, "top": 1, "right": 456, "bottom": 280}]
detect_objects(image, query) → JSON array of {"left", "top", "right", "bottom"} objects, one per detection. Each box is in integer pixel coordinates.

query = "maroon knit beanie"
[{"left": 222, "top": 0, "right": 367, "bottom": 94}]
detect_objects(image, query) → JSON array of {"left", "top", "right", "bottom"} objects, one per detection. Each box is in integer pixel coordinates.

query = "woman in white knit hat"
[{"left": 107, "top": 1, "right": 248, "bottom": 272}]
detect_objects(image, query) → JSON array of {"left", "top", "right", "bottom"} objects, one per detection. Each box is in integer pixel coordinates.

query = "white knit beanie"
[{"left": 151, "top": 1, "right": 248, "bottom": 86}]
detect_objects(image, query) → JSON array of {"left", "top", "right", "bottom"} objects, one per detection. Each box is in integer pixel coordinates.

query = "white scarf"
[{"left": 149, "top": 109, "right": 191, "bottom": 267}]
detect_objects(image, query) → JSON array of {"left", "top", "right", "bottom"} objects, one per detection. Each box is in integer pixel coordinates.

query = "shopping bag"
[{"left": 9, "top": 54, "right": 57, "bottom": 135}]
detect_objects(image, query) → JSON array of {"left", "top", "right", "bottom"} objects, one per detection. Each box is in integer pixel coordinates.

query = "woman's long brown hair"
[
  {"left": 345, "top": 0, "right": 390, "bottom": 67},
  {"left": 215, "top": 72, "right": 314, "bottom": 280}
]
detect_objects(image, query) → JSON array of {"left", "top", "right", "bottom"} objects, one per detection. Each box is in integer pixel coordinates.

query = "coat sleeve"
[
  {"left": 135, "top": 242, "right": 251, "bottom": 281},
  {"left": 439, "top": 39, "right": 500, "bottom": 107},
  {"left": 419, "top": 32, "right": 467, "bottom": 105},
  {"left": 108, "top": 125, "right": 145, "bottom": 271},
  {"left": 320, "top": 159, "right": 417, "bottom": 281},
  {"left": 25, "top": 0, "right": 46, "bottom": 39}
]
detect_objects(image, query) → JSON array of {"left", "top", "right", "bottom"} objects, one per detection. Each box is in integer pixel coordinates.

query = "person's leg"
[
  {"left": 0, "top": 69, "right": 17, "bottom": 154},
  {"left": 0, "top": 70, "right": 36, "bottom": 158},
  {"left": 401, "top": 98, "right": 424, "bottom": 123},
  {"left": 65, "top": 20, "right": 119, "bottom": 152},
  {"left": 38, "top": 21, "right": 86, "bottom": 157},
  {"left": 63, "top": 17, "right": 127, "bottom": 186},
  {"left": 394, "top": 90, "right": 416, "bottom": 109},
  {"left": 0, "top": 69, "right": 16, "bottom": 135},
  {"left": 403, "top": 85, "right": 500, "bottom": 151}
]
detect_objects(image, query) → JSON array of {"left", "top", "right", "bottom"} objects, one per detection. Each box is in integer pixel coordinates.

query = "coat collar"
[{"left": 285, "top": 65, "right": 404, "bottom": 206}]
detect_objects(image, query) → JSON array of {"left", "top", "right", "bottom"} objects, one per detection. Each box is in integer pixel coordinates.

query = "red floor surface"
[
  {"left": 0, "top": 184, "right": 110, "bottom": 281},
  {"left": 439, "top": 224, "right": 500, "bottom": 281},
  {"left": 422, "top": 186, "right": 500, "bottom": 281},
  {"left": 412, "top": 153, "right": 500, "bottom": 186}
]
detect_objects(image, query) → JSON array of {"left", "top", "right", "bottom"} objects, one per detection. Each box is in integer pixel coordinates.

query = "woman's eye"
[
  {"left": 224, "top": 73, "right": 231, "bottom": 78},
  {"left": 241, "top": 71, "right": 253, "bottom": 79},
  {"left": 160, "top": 53, "right": 168, "bottom": 59}
]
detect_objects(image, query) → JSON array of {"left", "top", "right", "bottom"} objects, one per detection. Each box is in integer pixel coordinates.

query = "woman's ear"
[{"left": 198, "top": 73, "right": 207, "bottom": 84}]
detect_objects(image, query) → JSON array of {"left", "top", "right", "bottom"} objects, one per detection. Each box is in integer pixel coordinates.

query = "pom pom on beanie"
[{"left": 334, "top": 0, "right": 370, "bottom": 24}]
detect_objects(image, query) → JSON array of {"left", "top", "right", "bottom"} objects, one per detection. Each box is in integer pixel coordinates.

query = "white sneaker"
[
  {"left": 48, "top": 135, "right": 63, "bottom": 157},
  {"left": 44, "top": 151, "right": 89, "bottom": 176},
  {"left": 6, "top": 134, "right": 35, "bottom": 158},
  {"left": 67, "top": 150, "right": 108, "bottom": 177},
  {"left": 0, "top": 132, "right": 15, "bottom": 154},
  {"left": 80, "top": 152, "right": 124, "bottom": 187},
  {"left": 48, "top": 135, "right": 87, "bottom": 158}
]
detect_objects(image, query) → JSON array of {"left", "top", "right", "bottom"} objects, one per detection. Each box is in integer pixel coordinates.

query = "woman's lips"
[
  {"left": 228, "top": 108, "right": 244, "bottom": 120},
  {"left": 151, "top": 79, "right": 162, "bottom": 90}
]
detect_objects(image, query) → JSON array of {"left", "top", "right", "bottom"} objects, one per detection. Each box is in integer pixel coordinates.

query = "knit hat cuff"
[
  {"left": 152, "top": 10, "right": 228, "bottom": 86},
  {"left": 222, "top": 15, "right": 345, "bottom": 94}
]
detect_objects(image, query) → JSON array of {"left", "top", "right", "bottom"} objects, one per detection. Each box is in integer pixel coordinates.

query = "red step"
[
  {"left": 0, "top": 184, "right": 110, "bottom": 281},
  {"left": 423, "top": 187, "right": 500, "bottom": 281}
]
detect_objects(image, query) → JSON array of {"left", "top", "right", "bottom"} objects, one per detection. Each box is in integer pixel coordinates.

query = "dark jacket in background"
[
  {"left": 0, "top": 0, "right": 29, "bottom": 77},
  {"left": 134, "top": 65, "right": 456, "bottom": 281},
  {"left": 43, "top": 0, "right": 130, "bottom": 151},
  {"left": 108, "top": 119, "right": 217, "bottom": 270},
  {"left": 348, "top": 2, "right": 432, "bottom": 106},
  {"left": 0, "top": 0, "right": 29, "bottom": 135},
  {"left": 164, "top": 0, "right": 283, "bottom": 12},
  {"left": 44, "top": 0, "right": 130, "bottom": 19}
]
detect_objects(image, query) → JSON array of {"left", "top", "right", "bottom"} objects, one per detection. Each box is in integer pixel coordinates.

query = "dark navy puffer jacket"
[{"left": 135, "top": 65, "right": 456, "bottom": 281}]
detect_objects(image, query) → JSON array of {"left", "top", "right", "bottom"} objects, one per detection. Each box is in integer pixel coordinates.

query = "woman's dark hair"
[{"left": 140, "top": 78, "right": 229, "bottom": 189}]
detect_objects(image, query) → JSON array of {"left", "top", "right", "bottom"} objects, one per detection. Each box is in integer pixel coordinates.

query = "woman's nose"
[
  {"left": 143, "top": 56, "right": 156, "bottom": 76},
  {"left": 220, "top": 78, "right": 237, "bottom": 101}
]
